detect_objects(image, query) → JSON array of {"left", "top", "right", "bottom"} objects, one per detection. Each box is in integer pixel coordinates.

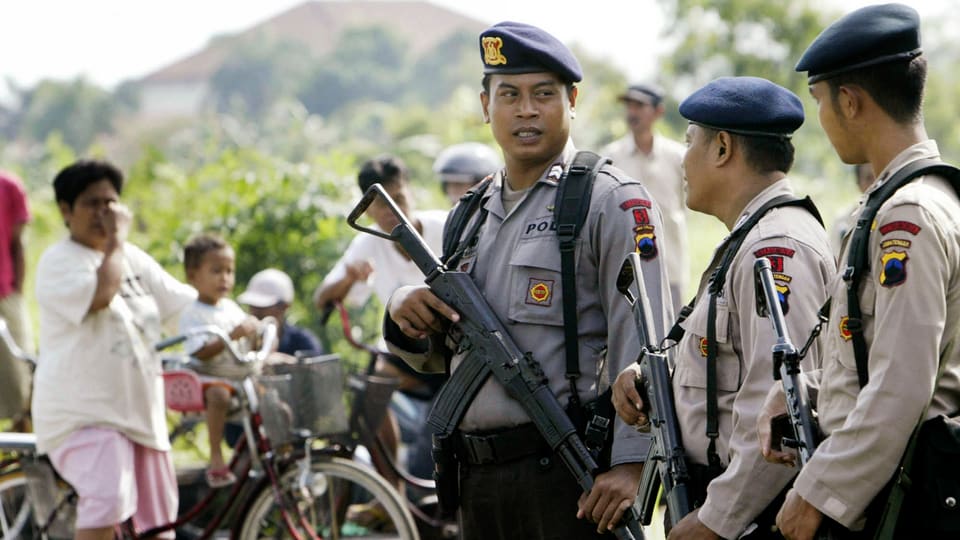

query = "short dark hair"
[
  {"left": 357, "top": 155, "right": 408, "bottom": 193},
  {"left": 703, "top": 127, "right": 795, "bottom": 174},
  {"left": 481, "top": 74, "right": 576, "bottom": 97},
  {"left": 826, "top": 57, "right": 926, "bottom": 124},
  {"left": 184, "top": 233, "right": 229, "bottom": 272},
  {"left": 53, "top": 159, "right": 124, "bottom": 208}
]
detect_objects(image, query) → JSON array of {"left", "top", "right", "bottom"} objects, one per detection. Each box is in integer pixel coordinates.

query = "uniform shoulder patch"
[
  {"left": 879, "top": 220, "right": 921, "bottom": 236},
  {"left": 879, "top": 250, "right": 908, "bottom": 287}
]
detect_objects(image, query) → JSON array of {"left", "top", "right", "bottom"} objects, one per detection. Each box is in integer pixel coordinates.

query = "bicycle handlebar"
[
  {"left": 0, "top": 317, "right": 35, "bottom": 368},
  {"left": 155, "top": 318, "right": 279, "bottom": 365}
]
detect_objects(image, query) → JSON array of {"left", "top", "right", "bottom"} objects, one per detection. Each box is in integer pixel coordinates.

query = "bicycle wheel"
[
  {"left": 0, "top": 469, "right": 39, "bottom": 540},
  {"left": 238, "top": 455, "right": 419, "bottom": 540}
]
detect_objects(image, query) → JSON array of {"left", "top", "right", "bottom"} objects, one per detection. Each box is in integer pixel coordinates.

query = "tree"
[{"left": 15, "top": 77, "right": 116, "bottom": 151}]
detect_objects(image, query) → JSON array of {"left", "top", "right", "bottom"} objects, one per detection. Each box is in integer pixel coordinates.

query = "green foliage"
[{"left": 15, "top": 78, "right": 119, "bottom": 151}]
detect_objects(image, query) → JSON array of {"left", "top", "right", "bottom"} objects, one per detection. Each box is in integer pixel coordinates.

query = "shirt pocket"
[
  {"left": 507, "top": 239, "right": 565, "bottom": 327},
  {"left": 674, "top": 296, "right": 741, "bottom": 392}
]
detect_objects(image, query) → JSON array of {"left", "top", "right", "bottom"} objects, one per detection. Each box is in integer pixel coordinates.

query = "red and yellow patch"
[
  {"left": 619, "top": 198, "right": 652, "bottom": 211},
  {"left": 525, "top": 278, "right": 554, "bottom": 306},
  {"left": 699, "top": 337, "right": 709, "bottom": 357},
  {"left": 481, "top": 37, "right": 508, "bottom": 66},
  {"left": 879, "top": 220, "right": 921, "bottom": 236},
  {"left": 839, "top": 316, "right": 853, "bottom": 341}
]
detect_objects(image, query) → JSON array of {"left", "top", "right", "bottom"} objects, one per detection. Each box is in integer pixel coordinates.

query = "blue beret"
[
  {"left": 479, "top": 21, "right": 582, "bottom": 83},
  {"left": 679, "top": 77, "right": 804, "bottom": 138},
  {"left": 619, "top": 83, "right": 664, "bottom": 105},
  {"left": 797, "top": 3, "right": 921, "bottom": 83}
]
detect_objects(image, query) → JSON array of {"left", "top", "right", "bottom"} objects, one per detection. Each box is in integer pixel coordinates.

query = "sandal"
[{"left": 205, "top": 466, "right": 237, "bottom": 488}]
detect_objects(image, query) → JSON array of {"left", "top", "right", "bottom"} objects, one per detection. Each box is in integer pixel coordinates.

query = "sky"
[{"left": 0, "top": 0, "right": 954, "bottom": 96}]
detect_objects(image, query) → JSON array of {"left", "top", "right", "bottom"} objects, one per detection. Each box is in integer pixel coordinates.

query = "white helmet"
[{"left": 433, "top": 143, "right": 501, "bottom": 185}]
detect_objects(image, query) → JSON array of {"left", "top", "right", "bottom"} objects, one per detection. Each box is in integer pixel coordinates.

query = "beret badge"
[{"left": 482, "top": 36, "right": 508, "bottom": 66}]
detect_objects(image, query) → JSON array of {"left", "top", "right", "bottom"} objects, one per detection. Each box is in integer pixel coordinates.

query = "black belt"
[{"left": 456, "top": 423, "right": 550, "bottom": 466}]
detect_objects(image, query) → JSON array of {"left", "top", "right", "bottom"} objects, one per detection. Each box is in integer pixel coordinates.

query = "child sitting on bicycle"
[{"left": 179, "top": 233, "right": 260, "bottom": 488}]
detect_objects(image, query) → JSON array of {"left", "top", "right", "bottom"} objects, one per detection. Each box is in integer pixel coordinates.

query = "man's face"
[
  {"left": 810, "top": 81, "right": 859, "bottom": 164},
  {"left": 682, "top": 123, "right": 718, "bottom": 214},
  {"left": 624, "top": 99, "right": 662, "bottom": 133},
  {"left": 368, "top": 181, "right": 411, "bottom": 233},
  {"left": 481, "top": 72, "right": 575, "bottom": 167},
  {"left": 59, "top": 178, "right": 119, "bottom": 251}
]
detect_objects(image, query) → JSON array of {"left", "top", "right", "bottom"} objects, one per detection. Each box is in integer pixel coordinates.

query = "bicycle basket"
[
  {"left": 258, "top": 355, "right": 349, "bottom": 444},
  {"left": 348, "top": 373, "right": 399, "bottom": 435},
  {"left": 22, "top": 457, "right": 76, "bottom": 539}
]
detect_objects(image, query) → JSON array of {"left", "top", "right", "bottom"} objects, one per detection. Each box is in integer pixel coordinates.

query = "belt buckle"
[{"left": 465, "top": 433, "right": 497, "bottom": 465}]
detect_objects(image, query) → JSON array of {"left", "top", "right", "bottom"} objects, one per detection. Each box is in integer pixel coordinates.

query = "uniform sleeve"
[
  {"left": 594, "top": 179, "right": 672, "bottom": 466},
  {"left": 35, "top": 245, "right": 98, "bottom": 327},
  {"left": 698, "top": 232, "right": 832, "bottom": 538},
  {"left": 795, "top": 202, "right": 946, "bottom": 527}
]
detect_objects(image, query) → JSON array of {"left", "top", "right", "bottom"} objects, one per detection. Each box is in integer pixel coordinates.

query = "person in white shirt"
[
  {"left": 33, "top": 160, "right": 196, "bottom": 540},
  {"left": 603, "top": 83, "right": 689, "bottom": 311},
  {"left": 313, "top": 154, "right": 447, "bottom": 505},
  {"left": 178, "top": 232, "right": 259, "bottom": 488}
]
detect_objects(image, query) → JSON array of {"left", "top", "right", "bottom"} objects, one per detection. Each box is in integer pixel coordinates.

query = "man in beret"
[
  {"left": 758, "top": 4, "right": 960, "bottom": 539},
  {"left": 384, "top": 21, "right": 673, "bottom": 539},
  {"left": 612, "top": 77, "right": 834, "bottom": 539},
  {"left": 603, "top": 83, "right": 688, "bottom": 313}
]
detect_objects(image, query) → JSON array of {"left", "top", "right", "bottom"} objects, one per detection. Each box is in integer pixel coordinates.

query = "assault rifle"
[
  {"left": 616, "top": 253, "right": 692, "bottom": 527},
  {"left": 753, "top": 257, "right": 820, "bottom": 467},
  {"left": 348, "top": 184, "right": 643, "bottom": 540}
]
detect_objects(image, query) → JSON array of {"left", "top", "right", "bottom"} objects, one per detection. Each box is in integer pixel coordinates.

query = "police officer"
[
  {"left": 613, "top": 77, "right": 835, "bottom": 539},
  {"left": 434, "top": 142, "right": 502, "bottom": 205},
  {"left": 383, "top": 21, "right": 672, "bottom": 539},
  {"left": 757, "top": 4, "right": 960, "bottom": 539},
  {"left": 603, "top": 83, "right": 688, "bottom": 312}
]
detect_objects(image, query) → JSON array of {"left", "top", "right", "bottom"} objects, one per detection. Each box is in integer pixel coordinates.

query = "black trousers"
[{"left": 458, "top": 452, "right": 610, "bottom": 540}]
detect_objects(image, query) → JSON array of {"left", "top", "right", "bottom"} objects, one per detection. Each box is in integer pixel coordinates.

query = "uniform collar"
[
  {"left": 730, "top": 178, "right": 795, "bottom": 233},
  {"left": 482, "top": 142, "right": 575, "bottom": 217},
  {"left": 866, "top": 139, "right": 940, "bottom": 196}
]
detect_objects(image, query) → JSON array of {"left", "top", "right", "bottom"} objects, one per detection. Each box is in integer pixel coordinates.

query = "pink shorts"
[{"left": 48, "top": 427, "right": 177, "bottom": 538}]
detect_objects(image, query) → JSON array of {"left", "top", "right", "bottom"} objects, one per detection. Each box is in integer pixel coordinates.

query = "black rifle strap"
[
  {"left": 441, "top": 177, "right": 493, "bottom": 270},
  {"left": 703, "top": 194, "right": 823, "bottom": 470},
  {"left": 665, "top": 299, "right": 696, "bottom": 344},
  {"left": 842, "top": 159, "right": 960, "bottom": 388},
  {"left": 555, "top": 151, "right": 610, "bottom": 409}
]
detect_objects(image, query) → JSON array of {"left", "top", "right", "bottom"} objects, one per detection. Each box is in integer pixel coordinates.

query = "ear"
[
  {"left": 57, "top": 201, "right": 71, "bottom": 227},
  {"left": 480, "top": 91, "right": 491, "bottom": 124},
  {"left": 568, "top": 85, "right": 579, "bottom": 110},
  {"left": 835, "top": 85, "right": 861, "bottom": 119},
  {"left": 715, "top": 131, "right": 734, "bottom": 167}
]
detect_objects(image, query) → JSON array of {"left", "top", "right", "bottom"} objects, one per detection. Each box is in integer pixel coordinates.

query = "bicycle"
[
  {"left": 324, "top": 302, "right": 457, "bottom": 540},
  {"left": 0, "top": 320, "right": 420, "bottom": 539}
]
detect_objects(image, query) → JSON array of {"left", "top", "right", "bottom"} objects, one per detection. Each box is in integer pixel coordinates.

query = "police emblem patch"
[
  {"left": 526, "top": 278, "right": 554, "bottom": 306},
  {"left": 634, "top": 225, "right": 658, "bottom": 260},
  {"left": 879, "top": 250, "right": 908, "bottom": 287},
  {"left": 699, "top": 337, "right": 709, "bottom": 357},
  {"left": 482, "top": 37, "right": 508, "bottom": 66},
  {"left": 775, "top": 283, "right": 790, "bottom": 315},
  {"left": 839, "top": 316, "right": 853, "bottom": 341}
]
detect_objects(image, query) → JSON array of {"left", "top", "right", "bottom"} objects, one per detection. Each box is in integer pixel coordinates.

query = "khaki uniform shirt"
[
  {"left": 795, "top": 140, "right": 960, "bottom": 528},
  {"left": 385, "top": 147, "right": 673, "bottom": 466},
  {"left": 672, "top": 180, "right": 835, "bottom": 538},
  {"left": 603, "top": 134, "right": 688, "bottom": 307}
]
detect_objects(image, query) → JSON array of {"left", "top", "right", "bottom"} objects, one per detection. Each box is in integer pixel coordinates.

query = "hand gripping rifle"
[
  {"left": 348, "top": 184, "right": 643, "bottom": 540},
  {"left": 753, "top": 257, "right": 820, "bottom": 467},
  {"left": 616, "top": 252, "right": 692, "bottom": 528}
]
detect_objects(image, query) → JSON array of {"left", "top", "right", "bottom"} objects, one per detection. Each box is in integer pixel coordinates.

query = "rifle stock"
[
  {"left": 349, "top": 184, "right": 643, "bottom": 540},
  {"left": 617, "top": 252, "right": 692, "bottom": 527}
]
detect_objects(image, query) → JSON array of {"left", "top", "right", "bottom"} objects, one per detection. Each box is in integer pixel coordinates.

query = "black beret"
[
  {"left": 796, "top": 3, "right": 921, "bottom": 84},
  {"left": 479, "top": 21, "right": 582, "bottom": 83},
  {"left": 619, "top": 83, "right": 665, "bottom": 105},
  {"left": 679, "top": 77, "right": 804, "bottom": 138}
]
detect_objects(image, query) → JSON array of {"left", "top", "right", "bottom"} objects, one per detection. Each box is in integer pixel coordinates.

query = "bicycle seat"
[{"left": 163, "top": 369, "right": 206, "bottom": 413}]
